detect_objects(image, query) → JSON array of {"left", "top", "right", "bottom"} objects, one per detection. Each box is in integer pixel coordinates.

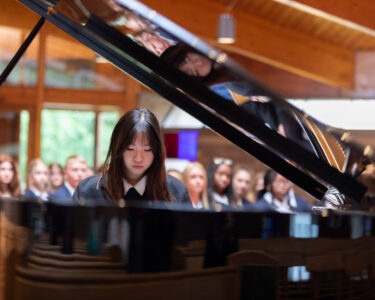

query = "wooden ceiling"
[{"left": 2, "top": 0, "right": 375, "bottom": 98}]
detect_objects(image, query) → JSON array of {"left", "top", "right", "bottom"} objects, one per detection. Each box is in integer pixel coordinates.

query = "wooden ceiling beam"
[
  {"left": 282, "top": 0, "right": 375, "bottom": 34},
  {"left": 142, "top": 0, "right": 354, "bottom": 88},
  {"left": 0, "top": 86, "right": 128, "bottom": 107}
]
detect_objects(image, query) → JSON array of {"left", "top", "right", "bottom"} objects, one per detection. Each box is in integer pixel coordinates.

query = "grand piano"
[{"left": 2, "top": 0, "right": 375, "bottom": 299}]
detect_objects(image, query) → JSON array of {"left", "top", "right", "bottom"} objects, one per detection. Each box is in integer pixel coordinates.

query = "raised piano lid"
[{"left": 16, "top": 0, "right": 375, "bottom": 206}]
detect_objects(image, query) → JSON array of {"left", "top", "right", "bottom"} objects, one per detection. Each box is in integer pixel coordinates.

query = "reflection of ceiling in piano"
[{"left": 2, "top": 0, "right": 375, "bottom": 98}]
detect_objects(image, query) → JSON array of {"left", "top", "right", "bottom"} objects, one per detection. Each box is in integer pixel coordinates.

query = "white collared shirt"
[
  {"left": 123, "top": 176, "right": 147, "bottom": 196},
  {"left": 263, "top": 192, "right": 293, "bottom": 214},
  {"left": 192, "top": 201, "right": 203, "bottom": 209},
  {"left": 64, "top": 181, "right": 75, "bottom": 197},
  {"left": 29, "top": 186, "right": 49, "bottom": 201},
  {"left": 212, "top": 192, "right": 229, "bottom": 206}
]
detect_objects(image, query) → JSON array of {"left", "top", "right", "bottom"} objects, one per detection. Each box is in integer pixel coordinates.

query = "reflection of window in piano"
[
  {"left": 288, "top": 266, "right": 310, "bottom": 282},
  {"left": 288, "top": 214, "right": 316, "bottom": 282},
  {"left": 289, "top": 214, "right": 318, "bottom": 238}
]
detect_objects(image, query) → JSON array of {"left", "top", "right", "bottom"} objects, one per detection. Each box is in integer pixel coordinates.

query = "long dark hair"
[
  {"left": 101, "top": 108, "right": 172, "bottom": 202},
  {"left": 160, "top": 42, "right": 230, "bottom": 85},
  {"left": 258, "top": 169, "right": 279, "bottom": 199}
]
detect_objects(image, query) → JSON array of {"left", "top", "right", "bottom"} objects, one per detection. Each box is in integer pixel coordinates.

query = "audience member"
[
  {"left": 231, "top": 165, "right": 255, "bottom": 208},
  {"left": 182, "top": 162, "right": 209, "bottom": 209},
  {"left": 0, "top": 154, "right": 21, "bottom": 198},
  {"left": 256, "top": 169, "right": 311, "bottom": 213},
  {"left": 49, "top": 155, "right": 88, "bottom": 202},
  {"left": 24, "top": 158, "right": 49, "bottom": 201},
  {"left": 49, "top": 162, "right": 64, "bottom": 194},
  {"left": 207, "top": 157, "right": 232, "bottom": 208}
]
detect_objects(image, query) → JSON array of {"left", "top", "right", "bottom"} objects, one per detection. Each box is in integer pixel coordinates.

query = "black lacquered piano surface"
[{"left": 1, "top": 198, "right": 375, "bottom": 299}]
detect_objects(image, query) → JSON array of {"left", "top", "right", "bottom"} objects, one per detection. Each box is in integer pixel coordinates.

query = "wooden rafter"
[{"left": 285, "top": 0, "right": 375, "bottom": 34}]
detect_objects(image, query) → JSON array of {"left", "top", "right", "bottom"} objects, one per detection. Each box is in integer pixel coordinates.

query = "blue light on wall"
[{"left": 177, "top": 131, "right": 199, "bottom": 161}]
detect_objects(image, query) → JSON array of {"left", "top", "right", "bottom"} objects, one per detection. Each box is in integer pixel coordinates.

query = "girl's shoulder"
[
  {"left": 73, "top": 175, "right": 108, "bottom": 205},
  {"left": 166, "top": 175, "right": 190, "bottom": 203},
  {"left": 23, "top": 189, "right": 37, "bottom": 199}
]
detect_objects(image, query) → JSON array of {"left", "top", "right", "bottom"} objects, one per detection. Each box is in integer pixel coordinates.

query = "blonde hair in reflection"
[{"left": 182, "top": 162, "right": 209, "bottom": 209}]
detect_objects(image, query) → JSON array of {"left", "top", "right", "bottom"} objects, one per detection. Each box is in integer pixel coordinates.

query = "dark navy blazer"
[
  {"left": 23, "top": 189, "right": 38, "bottom": 200},
  {"left": 254, "top": 194, "right": 311, "bottom": 213},
  {"left": 49, "top": 184, "right": 72, "bottom": 203},
  {"left": 72, "top": 174, "right": 190, "bottom": 205}
]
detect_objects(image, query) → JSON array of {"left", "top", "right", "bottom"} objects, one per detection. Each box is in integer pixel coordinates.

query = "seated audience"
[
  {"left": 0, "top": 154, "right": 21, "bottom": 198},
  {"left": 48, "top": 162, "right": 64, "bottom": 194},
  {"left": 182, "top": 162, "right": 209, "bottom": 209},
  {"left": 24, "top": 158, "right": 49, "bottom": 201},
  {"left": 207, "top": 157, "right": 232, "bottom": 208},
  {"left": 49, "top": 155, "right": 88, "bottom": 202},
  {"left": 231, "top": 165, "right": 255, "bottom": 208},
  {"left": 255, "top": 169, "right": 311, "bottom": 213}
]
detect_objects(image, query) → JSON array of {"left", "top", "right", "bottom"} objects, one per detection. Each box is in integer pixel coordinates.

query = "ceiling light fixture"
[{"left": 217, "top": 0, "right": 238, "bottom": 44}]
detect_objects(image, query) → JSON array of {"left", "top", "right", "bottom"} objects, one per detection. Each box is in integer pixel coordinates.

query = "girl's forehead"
[
  {"left": 0, "top": 161, "right": 12, "bottom": 168},
  {"left": 216, "top": 164, "right": 231, "bottom": 173},
  {"left": 34, "top": 163, "right": 48, "bottom": 170},
  {"left": 191, "top": 166, "right": 204, "bottom": 175},
  {"left": 131, "top": 132, "right": 150, "bottom": 144}
]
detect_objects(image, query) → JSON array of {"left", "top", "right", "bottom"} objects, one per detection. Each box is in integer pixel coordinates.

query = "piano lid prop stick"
[{"left": 0, "top": 17, "right": 45, "bottom": 87}]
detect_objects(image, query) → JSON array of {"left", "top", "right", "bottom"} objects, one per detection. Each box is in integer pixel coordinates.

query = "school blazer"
[
  {"left": 72, "top": 174, "right": 190, "bottom": 205},
  {"left": 49, "top": 184, "right": 72, "bottom": 203}
]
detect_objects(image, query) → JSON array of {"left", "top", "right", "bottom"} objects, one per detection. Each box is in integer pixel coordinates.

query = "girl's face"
[
  {"left": 214, "top": 164, "right": 231, "bottom": 193},
  {"left": 179, "top": 53, "right": 213, "bottom": 77},
  {"left": 232, "top": 170, "right": 251, "bottom": 198},
  {"left": 123, "top": 133, "right": 154, "bottom": 185},
  {"left": 187, "top": 167, "right": 206, "bottom": 195},
  {"left": 50, "top": 166, "right": 64, "bottom": 188},
  {"left": 0, "top": 161, "right": 14, "bottom": 185},
  {"left": 272, "top": 174, "right": 290, "bottom": 200},
  {"left": 30, "top": 163, "right": 49, "bottom": 190}
]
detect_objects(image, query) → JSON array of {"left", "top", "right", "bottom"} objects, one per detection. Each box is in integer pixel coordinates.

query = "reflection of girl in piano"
[
  {"left": 255, "top": 169, "right": 311, "bottom": 213},
  {"left": 0, "top": 154, "right": 21, "bottom": 198},
  {"left": 160, "top": 43, "right": 280, "bottom": 131},
  {"left": 73, "top": 108, "right": 190, "bottom": 204},
  {"left": 160, "top": 44, "right": 314, "bottom": 151}
]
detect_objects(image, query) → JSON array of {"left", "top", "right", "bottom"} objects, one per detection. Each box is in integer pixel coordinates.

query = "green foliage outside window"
[
  {"left": 41, "top": 110, "right": 96, "bottom": 167},
  {"left": 18, "top": 109, "right": 119, "bottom": 188}
]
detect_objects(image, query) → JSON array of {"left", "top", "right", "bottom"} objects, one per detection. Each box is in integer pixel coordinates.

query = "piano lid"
[{"left": 16, "top": 0, "right": 375, "bottom": 206}]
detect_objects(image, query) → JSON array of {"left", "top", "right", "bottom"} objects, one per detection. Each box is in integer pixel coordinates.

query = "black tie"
[{"left": 125, "top": 187, "right": 142, "bottom": 200}]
